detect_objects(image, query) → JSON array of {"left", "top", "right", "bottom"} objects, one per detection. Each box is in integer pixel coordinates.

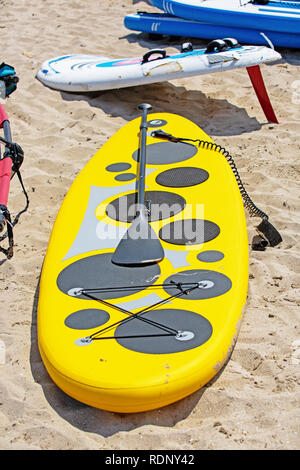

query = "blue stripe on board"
[
  {"left": 94, "top": 46, "right": 245, "bottom": 69},
  {"left": 48, "top": 56, "right": 72, "bottom": 73}
]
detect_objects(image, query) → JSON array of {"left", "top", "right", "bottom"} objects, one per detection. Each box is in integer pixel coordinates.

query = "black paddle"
[{"left": 112, "top": 103, "right": 164, "bottom": 266}]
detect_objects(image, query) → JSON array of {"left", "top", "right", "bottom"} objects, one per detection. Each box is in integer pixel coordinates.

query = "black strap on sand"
[{"left": 150, "top": 129, "right": 282, "bottom": 250}]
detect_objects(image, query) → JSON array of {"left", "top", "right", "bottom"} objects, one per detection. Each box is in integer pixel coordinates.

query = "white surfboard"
[{"left": 36, "top": 43, "right": 281, "bottom": 93}]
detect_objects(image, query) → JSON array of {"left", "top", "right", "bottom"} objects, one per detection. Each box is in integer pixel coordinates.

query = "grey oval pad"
[
  {"left": 163, "top": 269, "right": 232, "bottom": 300},
  {"left": 106, "top": 163, "right": 132, "bottom": 172},
  {"left": 156, "top": 167, "right": 209, "bottom": 188},
  {"left": 106, "top": 190, "right": 186, "bottom": 223},
  {"left": 197, "top": 251, "right": 224, "bottom": 263},
  {"left": 159, "top": 219, "right": 220, "bottom": 245},
  {"left": 65, "top": 309, "right": 110, "bottom": 330},
  {"left": 115, "top": 308, "right": 212, "bottom": 354},
  {"left": 114, "top": 173, "right": 136, "bottom": 182},
  {"left": 132, "top": 142, "right": 198, "bottom": 165},
  {"left": 57, "top": 253, "right": 161, "bottom": 300}
]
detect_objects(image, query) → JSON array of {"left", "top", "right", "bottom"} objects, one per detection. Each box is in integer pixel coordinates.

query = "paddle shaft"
[
  {"left": 111, "top": 103, "right": 164, "bottom": 266},
  {"left": 137, "top": 103, "right": 152, "bottom": 213}
]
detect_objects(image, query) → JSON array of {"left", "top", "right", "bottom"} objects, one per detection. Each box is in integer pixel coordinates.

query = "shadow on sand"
[{"left": 58, "top": 80, "right": 267, "bottom": 138}]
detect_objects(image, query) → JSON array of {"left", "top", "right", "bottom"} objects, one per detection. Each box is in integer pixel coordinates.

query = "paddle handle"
[{"left": 137, "top": 103, "right": 152, "bottom": 211}]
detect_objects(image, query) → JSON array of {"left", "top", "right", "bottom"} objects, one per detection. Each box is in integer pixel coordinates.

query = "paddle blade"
[
  {"left": 112, "top": 214, "right": 164, "bottom": 266},
  {"left": 247, "top": 65, "right": 278, "bottom": 124}
]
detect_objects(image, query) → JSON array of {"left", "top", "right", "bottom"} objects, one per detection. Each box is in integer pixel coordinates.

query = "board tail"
[{"left": 247, "top": 65, "right": 278, "bottom": 124}]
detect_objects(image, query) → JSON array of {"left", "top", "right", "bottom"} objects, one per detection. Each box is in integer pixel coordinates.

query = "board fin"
[{"left": 247, "top": 65, "right": 278, "bottom": 124}]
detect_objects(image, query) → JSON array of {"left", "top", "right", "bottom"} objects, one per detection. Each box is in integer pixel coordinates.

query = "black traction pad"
[
  {"left": 159, "top": 219, "right": 220, "bottom": 245},
  {"left": 156, "top": 167, "right": 209, "bottom": 188}
]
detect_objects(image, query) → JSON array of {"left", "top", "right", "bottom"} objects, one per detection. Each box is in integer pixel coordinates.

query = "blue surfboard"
[
  {"left": 149, "top": 0, "right": 300, "bottom": 35},
  {"left": 124, "top": 12, "right": 300, "bottom": 48}
]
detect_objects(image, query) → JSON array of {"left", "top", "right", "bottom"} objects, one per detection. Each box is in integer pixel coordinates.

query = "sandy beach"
[{"left": 0, "top": 0, "right": 299, "bottom": 450}]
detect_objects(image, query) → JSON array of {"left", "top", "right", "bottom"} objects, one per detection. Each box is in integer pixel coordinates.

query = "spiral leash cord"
[
  {"left": 151, "top": 129, "right": 282, "bottom": 249},
  {"left": 196, "top": 140, "right": 269, "bottom": 220}
]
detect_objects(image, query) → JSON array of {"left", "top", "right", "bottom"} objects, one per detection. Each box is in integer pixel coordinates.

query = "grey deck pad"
[
  {"left": 197, "top": 251, "right": 224, "bottom": 263},
  {"left": 115, "top": 308, "right": 212, "bottom": 354},
  {"left": 159, "top": 219, "right": 220, "bottom": 245},
  {"left": 106, "top": 163, "right": 132, "bottom": 172},
  {"left": 65, "top": 309, "right": 110, "bottom": 330},
  {"left": 156, "top": 167, "right": 209, "bottom": 188},
  {"left": 132, "top": 141, "right": 198, "bottom": 165},
  {"left": 57, "top": 252, "right": 161, "bottom": 300},
  {"left": 114, "top": 173, "right": 136, "bottom": 182},
  {"left": 163, "top": 269, "right": 232, "bottom": 300},
  {"left": 106, "top": 190, "right": 186, "bottom": 223}
]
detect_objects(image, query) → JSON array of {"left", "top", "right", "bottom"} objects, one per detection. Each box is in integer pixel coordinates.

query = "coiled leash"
[{"left": 150, "top": 129, "right": 282, "bottom": 251}]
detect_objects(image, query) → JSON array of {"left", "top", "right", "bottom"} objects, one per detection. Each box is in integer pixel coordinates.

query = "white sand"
[{"left": 0, "top": 0, "right": 299, "bottom": 450}]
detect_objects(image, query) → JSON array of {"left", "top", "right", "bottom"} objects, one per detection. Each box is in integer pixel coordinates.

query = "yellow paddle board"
[{"left": 38, "top": 111, "right": 249, "bottom": 413}]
